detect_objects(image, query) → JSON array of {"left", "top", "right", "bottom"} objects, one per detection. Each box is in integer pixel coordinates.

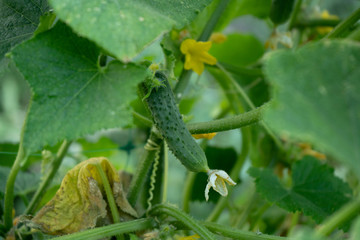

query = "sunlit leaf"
[
  {"left": 11, "top": 22, "right": 147, "bottom": 154},
  {"left": 264, "top": 40, "right": 360, "bottom": 177},
  {"left": 49, "top": 0, "right": 212, "bottom": 61}
]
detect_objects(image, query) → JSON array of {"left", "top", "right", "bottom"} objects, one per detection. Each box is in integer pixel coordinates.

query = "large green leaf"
[
  {"left": 49, "top": 0, "right": 212, "bottom": 61},
  {"left": 0, "top": 0, "right": 48, "bottom": 59},
  {"left": 248, "top": 157, "right": 352, "bottom": 223},
  {"left": 11, "top": 22, "right": 147, "bottom": 154},
  {"left": 263, "top": 40, "right": 360, "bottom": 177}
]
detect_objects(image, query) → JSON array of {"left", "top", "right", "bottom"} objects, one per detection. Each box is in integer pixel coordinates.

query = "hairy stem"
[
  {"left": 127, "top": 129, "right": 163, "bottom": 206},
  {"left": 25, "top": 140, "right": 72, "bottom": 214},
  {"left": 187, "top": 104, "right": 265, "bottom": 134},
  {"left": 316, "top": 196, "right": 360, "bottom": 236},
  {"left": 52, "top": 218, "right": 155, "bottom": 240},
  {"left": 293, "top": 18, "right": 340, "bottom": 28},
  {"left": 162, "top": 142, "right": 169, "bottom": 203},
  {"left": 198, "top": 0, "right": 230, "bottom": 41},
  {"left": 288, "top": 0, "right": 303, "bottom": 30},
  {"left": 149, "top": 204, "right": 216, "bottom": 240},
  {"left": 203, "top": 221, "right": 292, "bottom": 240},
  {"left": 3, "top": 142, "right": 27, "bottom": 230},
  {"left": 325, "top": 7, "right": 360, "bottom": 39}
]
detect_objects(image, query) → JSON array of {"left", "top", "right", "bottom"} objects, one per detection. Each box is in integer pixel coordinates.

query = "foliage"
[{"left": 1, "top": 0, "right": 360, "bottom": 239}]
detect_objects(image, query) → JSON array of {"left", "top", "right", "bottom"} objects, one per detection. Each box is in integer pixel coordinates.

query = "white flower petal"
[{"left": 204, "top": 169, "right": 237, "bottom": 200}]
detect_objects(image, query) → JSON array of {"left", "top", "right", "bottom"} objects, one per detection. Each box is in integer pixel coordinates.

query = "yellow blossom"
[
  {"left": 192, "top": 132, "right": 217, "bottom": 140},
  {"left": 210, "top": 32, "right": 227, "bottom": 43},
  {"left": 316, "top": 10, "right": 339, "bottom": 35},
  {"left": 180, "top": 39, "right": 217, "bottom": 75},
  {"left": 205, "top": 169, "right": 236, "bottom": 201}
]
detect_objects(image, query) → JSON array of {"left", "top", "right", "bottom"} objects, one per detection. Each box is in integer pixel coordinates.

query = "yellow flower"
[
  {"left": 210, "top": 32, "right": 227, "bottom": 43},
  {"left": 205, "top": 169, "right": 236, "bottom": 201},
  {"left": 192, "top": 132, "right": 217, "bottom": 140},
  {"left": 316, "top": 10, "right": 339, "bottom": 35},
  {"left": 180, "top": 39, "right": 217, "bottom": 75}
]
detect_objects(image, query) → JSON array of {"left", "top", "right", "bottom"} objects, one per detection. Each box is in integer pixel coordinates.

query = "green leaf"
[
  {"left": 210, "top": 33, "right": 265, "bottom": 67},
  {"left": 49, "top": 0, "right": 212, "bottom": 61},
  {"left": 248, "top": 156, "right": 352, "bottom": 223},
  {"left": 0, "top": 0, "right": 48, "bottom": 59},
  {"left": 263, "top": 40, "right": 360, "bottom": 177},
  {"left": 11, "top": 22, "right": 147, "bottom": 154}
]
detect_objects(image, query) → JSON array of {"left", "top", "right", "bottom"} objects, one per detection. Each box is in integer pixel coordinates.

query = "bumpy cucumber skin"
[
  {"left": 269, "top": 0, "right": 295, "bottom": 25},
  {"left": 145, "top": 72, "right": 209, "bottom": 173}
]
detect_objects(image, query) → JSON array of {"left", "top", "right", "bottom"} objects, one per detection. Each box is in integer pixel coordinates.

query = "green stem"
[
  {"left": 52, "top": 218, "right": 155, "bottom": 240},
  {"left": 3, "top": 142, "right": 28, "bottom": 230},
  {"left": 132, "top": 111, "right": 153, "bottom": 127},
  {"left": 293, "top": 18, "right": 340, "bottom": 28},
  {"left": 149, "top": 204, "right": 216, "bottom": 240},
  {"left": 187, "top": 104, "right": 266, "bottom": 134},
  {"left": 216, "top": 63, "right": 283, "bottom": 149},
  {"left": 94, "top": 163, "right": 120, "bottom": 224},
  {"left": 182, "top": 172, "right": 197, "bottom": 213},
  {"left": 127, "top": 129, "right": 163, "bottom": 206},
  {"left": 25, "top": 140, "right": 71, "bottom": 214},
  {"left": 210, "top": 62, "right": 264, "bottom": 78},
  {"left": 206, "top": 127, "right": 251, "bottom": 222},
  {"left": 162, "top": 142, "right": 169, "bottom": 203},
  {"left": 198, "top": 0, "right": 230, "bottom": 41},
  {"left": 316, "top": 196, "right": 360, "bottom": 236},
  {"left": 325, "top": 7, "right": 360, "bottom": 39},
  {"left": 347, "top": 26, "right": 360, "bottom": 41},
  {"left": 203, "top": 221, "right": 292, "bottom": 240},
  {"left": 288, "top": 0, "right": 303, "bottom": 30}
]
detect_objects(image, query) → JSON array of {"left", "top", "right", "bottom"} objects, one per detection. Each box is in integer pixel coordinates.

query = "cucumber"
[
  {"left": 269, "top": 0, "right": 295, "bottom": 25},
  {"left": 144, "top": 72, "right": 209, "bottom": 173}
]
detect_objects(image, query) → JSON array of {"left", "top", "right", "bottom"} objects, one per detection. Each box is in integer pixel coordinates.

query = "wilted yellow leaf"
[{"left": 32, "top": 157, "right": 137, "bottom": 235}]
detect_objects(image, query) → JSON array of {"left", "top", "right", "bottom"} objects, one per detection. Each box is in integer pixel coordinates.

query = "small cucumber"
[
  {"left": 269, "top": 0, "right": 295, "bottom": 25},
  {"left": 144, "top": 72, "right": 209, "bottom": 173}
]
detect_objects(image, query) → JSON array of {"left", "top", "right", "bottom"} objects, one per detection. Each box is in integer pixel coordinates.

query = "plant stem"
[
  {"left": 25, "top": 140, "right": 71, "bottom": 214},
  {"left": 206, "top": 126, "right": 251, "bottom": 222},
  {"left": 52, "top": 218, "right": 155, "bottom": 240},
  {"left": 3, "top": 142, "right": 28, "bottom": 230},
  {"left": 210, "top": 62, "right": 264, "bottom": 78},
  {"left": 203, "top": 221, "right": 292, "bottom": 240},
  {"left": 187, "top": 104, "right": 266, "bottom": 134},
  {"left": 325, "top": 7, "right": 360, "bottom": 39},
  {"left": 94, "top": 163, "right": 120, "bottom": 224},
  {"left": 132, "top": 111, "right": 153, "bottom": 127},
  {"left": 216, "top": 63, "right": 283, "bottom": 149},
  {"left": 182, "top": 172, "right": 197, "bottom": 213},
  {"left": 162, "top": 142, "right": 169, "bottom": 203},
  {"left": 288, "top": 0, "right": 303, "bottom": 30},
  {"left": 198, "top": 0, "right": 230, "bottom": 41},
  {"left": 149, "top": 204, "right": 216, "bottom": 240},
  {"left": 293, "top": 18, "right": 340, "bottom": 28},
  {"left": 127, "top": 129, "right": 163, "bottom": 207},
  {"left": 316, "top": 196, "right": 360, "bottom": 236}
]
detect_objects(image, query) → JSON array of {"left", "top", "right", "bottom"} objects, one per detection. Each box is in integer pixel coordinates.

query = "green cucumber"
[
  {"left": 144, "top": 72, "right": 209, "bottom": 173},
  {"left": 269, "top": 0, "right": 296, "bottom": 25}
]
